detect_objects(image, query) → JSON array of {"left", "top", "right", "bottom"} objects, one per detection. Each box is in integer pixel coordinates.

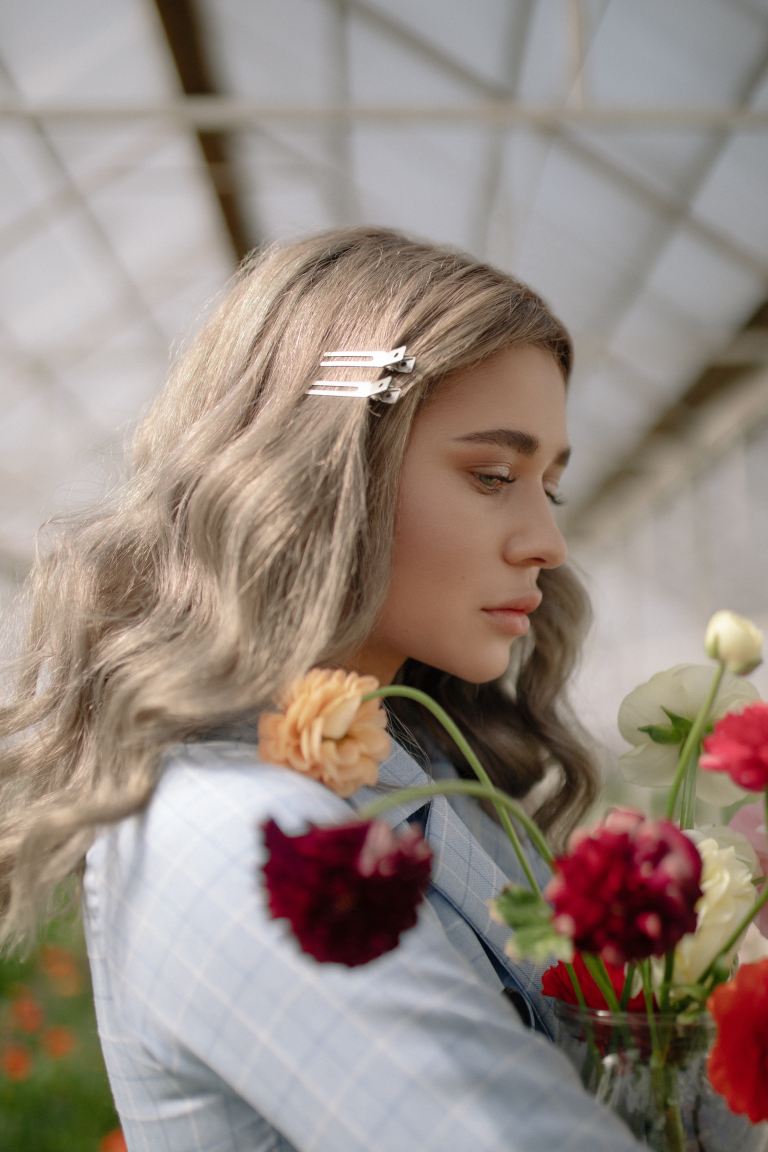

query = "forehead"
[{"left": 413, "top": 345, "right": 569, "bottom": 445}]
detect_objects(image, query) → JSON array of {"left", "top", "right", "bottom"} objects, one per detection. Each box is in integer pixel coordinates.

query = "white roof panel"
[
  {"left": 588, "top": 0, "right": 766, "bottom": 106},
  {"left": 647, "top": 228, "right": 765, "bottom": 331}
]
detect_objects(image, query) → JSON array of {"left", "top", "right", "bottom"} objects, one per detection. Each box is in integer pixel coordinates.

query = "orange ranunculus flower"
[
  {"left": 707, "top": 958, "right": 768, "bottom": 1122},
  {"left": 42, "top": 1026, "right": 76, "bottom": 1059},
  {"left": 258, "top": 669, "right": 391, "bottom": 797},
  {"left": 10, "top": 993, "right": 44, "bottom": 1034},
  {"left": 99, "top": 1130, "right": 128, "bottom": 1152},
  {"left": 1, "top": 1044, "right": 32, "bottom": 1081}
]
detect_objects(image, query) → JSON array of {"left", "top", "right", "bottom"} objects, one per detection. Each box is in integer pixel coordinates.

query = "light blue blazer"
[{"left": 83, "top": 735, "right": 644, "bottom": 1151}]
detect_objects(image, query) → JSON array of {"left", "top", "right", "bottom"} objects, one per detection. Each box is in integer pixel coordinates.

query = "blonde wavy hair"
[{"left": 0, "top": 225, "right": 596, "bottom": 952}]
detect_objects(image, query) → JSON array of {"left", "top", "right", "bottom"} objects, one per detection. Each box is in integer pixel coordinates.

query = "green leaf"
[
  {"left": 506, "top": 923, "right": 574, "bottom": 964},
  {"left": 492, "top": 886, "right": 546, "bottom": 926},
  {"left": 637, "top": 723, "right": 684, "bottom": 745},
  {"left": 660, "top": 708, "right": 691, "bottom": 729},
  {"left": 637, "top": 709, "right": 693, "bottom": 746},
  {"left": 490, "top": 886, "right": 573, "bottom": 964}
]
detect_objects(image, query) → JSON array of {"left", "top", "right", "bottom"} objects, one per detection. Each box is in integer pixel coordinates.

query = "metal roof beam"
[
  {"left": 470, "top": 0, "right": 535, "bottom": 259},
  {"left": 5, "top": 97, "right": 768, "bottom": 129},
  {"left": 153, "top": 0, "right": 257, "bottom": 262},
  {"left": 0, "top": 59, "right": 171, "bottom": 359},
  {"left": 333, "top": 0, "right": 768, "bottom": 280}
]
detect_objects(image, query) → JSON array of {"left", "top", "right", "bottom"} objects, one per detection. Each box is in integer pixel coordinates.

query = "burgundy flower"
[
  {"left": 700, "top": 702, "right": 768, "bottom": 792},
  {"left": 542, "top": 952, "right": 647, "bottom": 1011},
  {"left": 544, "top": 808, "right": 703, "bottom": 966},
  {"left": 261, "top": 818, "right": 432, "bottom": 966}
]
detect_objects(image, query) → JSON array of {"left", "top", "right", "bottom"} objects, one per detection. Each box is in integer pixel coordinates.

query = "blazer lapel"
[
  {"left": 350, "top": 742, "right": 554, "bottom": 1037},
  {"left": 423, "top": 791, "right": 554, "bottom": 1036}
]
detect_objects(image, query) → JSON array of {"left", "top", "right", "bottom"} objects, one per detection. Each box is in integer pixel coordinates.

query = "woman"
[{"left": 0, "top": 228, "right": 643, "bottom": 1150}]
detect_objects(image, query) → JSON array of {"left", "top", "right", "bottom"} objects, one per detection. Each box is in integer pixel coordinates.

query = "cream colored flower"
[
  {"left": 668, "top": 834, "right": 755, "bottom": 988},
  {"left": 705, "top": 610, "right": 763, "bottom": 676},
  {"left": 618, "top": 663, "right": 760, "bottom": 807},
  {"left": 258, "top": 668, "right": 391, "bottom": 797}
]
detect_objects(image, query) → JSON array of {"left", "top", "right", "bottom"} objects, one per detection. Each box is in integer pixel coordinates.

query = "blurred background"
[{"left": 2, "top": 0, "right": 768, "bottom": 1145}]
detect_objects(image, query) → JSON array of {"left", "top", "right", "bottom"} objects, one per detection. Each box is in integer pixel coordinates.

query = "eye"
[
  {"left": 471, "top": 471, "right": 514, "bottom": 493},
  {"left": 546, "top": 489, "right": 567, "bottom": 507}
]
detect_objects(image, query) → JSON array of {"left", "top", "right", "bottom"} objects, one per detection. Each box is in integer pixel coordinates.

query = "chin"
[{"left": 430, "top": 646, "right": 513, "bottom": 685}]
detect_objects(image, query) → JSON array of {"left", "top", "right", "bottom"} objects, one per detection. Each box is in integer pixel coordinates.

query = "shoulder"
[
  {"left": 84, "top": 740, "right": 353, "bottom": 948},
  {"left": 89, "top": 737, "right": 355, "bottom": 888},
  {"left": 154, "top": 738, "right": 354, "bottom": 838}
]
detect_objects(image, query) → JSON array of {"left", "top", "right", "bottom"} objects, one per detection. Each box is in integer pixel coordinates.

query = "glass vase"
[{"left": 553, "top": 1002, "right": 768, "bottom": 1152}]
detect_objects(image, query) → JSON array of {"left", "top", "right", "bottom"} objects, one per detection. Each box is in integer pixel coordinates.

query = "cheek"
[{"left": 390, "top": 489, "right": 475, "bottom": 591}]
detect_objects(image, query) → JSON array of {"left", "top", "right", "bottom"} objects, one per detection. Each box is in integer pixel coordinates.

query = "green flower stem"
[
  {"left": 659, "top": 950, "right": 676, "bottom": 1013},
  {"left": 698, "top": 851, "right": 768, "bottom": 987},
  {"left": 566, "top": 963, "right": 604, "bottom": 1067},
  {"left": 665, "top": 663, "right": 725, "bottom": 827},
  {"left": 641, "top": 960, "right": 660, "bottom": 1054},
  {"left": 565, "top": 962, "right": 589, "bottom": 1011},
  {"left": 640, "top": 959, "right": 687, "bottom": 1152},
  {"left": 583, "top": 954, "right": 622, "bottom": 1014},
  {"left": 359, "top": 783, "right": 552, "bottom": 898},
  {"left": 619, "top": 962, "right": 637, "bottom": 1010},
  {"left": 364, "top": 684, "right": 597, "bottom": 1016},
  {"left": 679, "top": 741, "right": 701, "bottom": 832},
  {"left": 358, "top": 775, "right": 552, "bottom": 865},
  {"left": 365, "top": 685, "right": 554, "bottom": 892}
]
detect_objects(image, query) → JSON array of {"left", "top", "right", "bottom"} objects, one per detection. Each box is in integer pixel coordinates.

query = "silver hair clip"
[{"left": 307, "top": 345, "right": 415, "bottom": 404}]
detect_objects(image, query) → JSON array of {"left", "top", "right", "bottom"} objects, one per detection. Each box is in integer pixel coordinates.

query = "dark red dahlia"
[
  {"left": 700, "top": 702, "right": 768, "bottom": 792},
  {"left": 544, "top": 808, "right": 703, "bottom": 966},
  {"left": 261, "top": 818, "right": 432, "bottom": 967}
]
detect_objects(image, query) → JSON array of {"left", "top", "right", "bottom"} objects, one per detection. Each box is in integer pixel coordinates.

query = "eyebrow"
[{"left": 452, "top": 428, "right": 572, "bottom": 468}]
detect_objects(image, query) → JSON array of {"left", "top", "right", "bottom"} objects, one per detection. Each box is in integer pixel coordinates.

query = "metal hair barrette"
[{"left": 307, "top": 346, "right": 415, "bottom": 404}]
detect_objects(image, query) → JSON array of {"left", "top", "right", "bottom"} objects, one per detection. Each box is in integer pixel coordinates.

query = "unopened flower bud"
[{"left": 704, "top": 610, "right": 763, "bottom": 676}]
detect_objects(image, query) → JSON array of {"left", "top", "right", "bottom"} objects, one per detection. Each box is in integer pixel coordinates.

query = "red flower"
[
  {"left": 700, "top": 702, "right": 768, "bottom": 792},
  {"left": 708, "top": 958, "right": 768, "bottom": 1122},
  {"left": 43, "top": 1026, "right": 76, "bottom": 1059},
  {"left": 261, "top": 818, "right": 432, "bottom": 966},
  {"left": 10, "top": 992, "right": 44, "bottom": 1034},
  {"left": 99, "top": 1130, "right": 128, "bottom": 1152},
  {"left": 544, "top": 808, "right": 703, "bottom": 966},
  {"left": 1, "top": 1044, "right": 32, "bottom": 1082},
  {"left": 542, "top": 952, "right": 646, "bottom": 1011}
]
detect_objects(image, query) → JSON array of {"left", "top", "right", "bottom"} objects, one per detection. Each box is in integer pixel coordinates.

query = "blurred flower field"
[{"left": 0, "top": 913, "right": 124, "bottom": 1151}]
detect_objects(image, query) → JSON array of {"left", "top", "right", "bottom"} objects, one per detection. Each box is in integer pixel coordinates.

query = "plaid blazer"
[{"left": 83, "top": 736, "right": 644, "bottom": 1151}]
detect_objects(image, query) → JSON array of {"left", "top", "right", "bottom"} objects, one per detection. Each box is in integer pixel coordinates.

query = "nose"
[{"left": 501, "top": 488, "right": 568, "bottom": 570}]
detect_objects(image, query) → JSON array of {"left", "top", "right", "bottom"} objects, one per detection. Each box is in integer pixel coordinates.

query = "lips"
[
  {"left": 480, "top": 594, "right": 542, "bottom": 639},
  {"left": 482, "top": 594, "right": 542, "bottom": 614}
]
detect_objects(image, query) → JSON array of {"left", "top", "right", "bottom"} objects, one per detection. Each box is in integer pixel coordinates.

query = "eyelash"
[{"left": 472, "top": 472, "right": 567, "bottom": 506}]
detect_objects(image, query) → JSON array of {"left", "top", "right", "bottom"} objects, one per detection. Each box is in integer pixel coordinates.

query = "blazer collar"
[{"left": 350, "top": 741, "right": 554, "bottom": 1036}]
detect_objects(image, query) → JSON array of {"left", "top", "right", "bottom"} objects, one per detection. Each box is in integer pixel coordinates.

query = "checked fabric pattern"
[{"left": 83, "top": 737, "right": 644, "bottom": 1152}]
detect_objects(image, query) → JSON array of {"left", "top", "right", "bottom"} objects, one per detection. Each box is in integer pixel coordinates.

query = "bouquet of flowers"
[{"left": 256, "top": 614, "right": 768, "bottom": 1150}]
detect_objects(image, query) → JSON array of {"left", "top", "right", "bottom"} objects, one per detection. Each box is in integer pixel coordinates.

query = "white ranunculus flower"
[
  {"left": 704, "top": 610, "right": 763, "bottom": 675},
  {"left": 617, "top": 663, "right": 760, "bottom": 806},
  {"left": 669, "top": 834, "right": 755, "bottom": 989}
]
